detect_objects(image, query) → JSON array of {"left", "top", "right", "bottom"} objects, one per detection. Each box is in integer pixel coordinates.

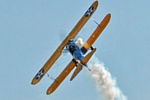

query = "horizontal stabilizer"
[{"left": 70, "top": 64, "right": 83, "bottom": 81}]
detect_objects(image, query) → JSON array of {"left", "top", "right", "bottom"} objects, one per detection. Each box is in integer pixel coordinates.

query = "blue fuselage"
[{"left": 66, "top": 40, "right": 84, "bottom": 61}]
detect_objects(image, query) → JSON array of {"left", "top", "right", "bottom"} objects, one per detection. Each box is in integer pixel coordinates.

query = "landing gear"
[
  {"left": 72, "top": 59, "right": 81, "bottom": 67},
  {"left": 72, "top": 59, "right": 91, "bottom": 71},
  {"left": 72, "top": 59, "right": 78, "bottom": 66},
  {"left": 90, "top": 46, "right": 94, "bottom": 50}
]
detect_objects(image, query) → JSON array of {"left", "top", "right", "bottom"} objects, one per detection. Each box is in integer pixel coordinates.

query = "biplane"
[{"left": 31, "top": 1, "right": 111, "bottom": 95}]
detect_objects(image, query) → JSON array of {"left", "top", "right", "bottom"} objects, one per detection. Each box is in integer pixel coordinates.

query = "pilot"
[
  {"left": 69, "top": 45, "right": 76, "bottom": 54},
  {"left": 66, "top": 39, "right": 76, "bottom": 55},
  {"left": 67, "top": 38, "right": 84, "bottom": 55}
]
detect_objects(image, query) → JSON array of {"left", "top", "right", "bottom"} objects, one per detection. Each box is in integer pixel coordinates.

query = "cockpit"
[
  {"left": 68, "top": 45, "right": 76, "bottom": 54},
  {"left": 66, "top": 39, "right": 84, "bottom": 60},
  {"left": 66, "top": 40, "right": 77, "bottom": 55}
]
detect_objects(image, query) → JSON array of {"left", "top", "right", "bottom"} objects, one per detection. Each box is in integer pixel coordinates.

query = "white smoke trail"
[
  {"left": 76, "top": 38, "right": 127, "bottom": 100},
  {"left": 88, "top": 57, "right": 127, "bottom": 100}
]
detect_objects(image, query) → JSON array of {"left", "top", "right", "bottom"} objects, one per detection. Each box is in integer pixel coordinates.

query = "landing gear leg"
[{"left": 90, "top": 46, "right": 94, "bottom": 50}]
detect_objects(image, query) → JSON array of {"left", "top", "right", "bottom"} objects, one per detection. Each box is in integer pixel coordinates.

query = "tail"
[{"left": 70, "top": 48, "right": 96, "bottom": 81}]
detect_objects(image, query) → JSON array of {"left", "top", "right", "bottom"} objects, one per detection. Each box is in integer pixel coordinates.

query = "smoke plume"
[
  {"left": 76, "top": 38, "right": 127, "bottom": 100},
  {"left": 88, "top": 57, "right": 127, "bottom": 100}
]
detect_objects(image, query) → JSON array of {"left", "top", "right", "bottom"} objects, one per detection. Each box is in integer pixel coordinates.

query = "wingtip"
[
  {"left": 46, "top": 88, "right": 54, "bottom": 95},
  {"left": 95, "top": 0, "right": 98, "bottom": 3},
  {"left": 46, "top": 91, "right": 50, "bottom": 95},
  {"left": 31, "top": 81, "right": 34, "bottom": 85},
  {"left": 104, "top": 13, "right": 111, "bottom": 23},
  {"left": 107, "top": 13, "right": 111, "bottom": 19},
  {"left": 31, "top": 78, "right": 38, "bottom": 85},
  {"left": 31, "top": 80, "right": 36, "bottom": 85},
  {"left": 46, "top": 90, "right": 51, "bottom": 95},
  {"left": 94, "top": 0, "right": 98, "bottom": 6}
]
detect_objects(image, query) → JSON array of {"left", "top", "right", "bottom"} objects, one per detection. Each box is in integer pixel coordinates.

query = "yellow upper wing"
[{"left": 31, "top": 1, "right": 98, "bottom": 85}]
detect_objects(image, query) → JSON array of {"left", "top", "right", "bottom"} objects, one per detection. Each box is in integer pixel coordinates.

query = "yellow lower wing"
[
  {"left": 70, "top": 64, "right": 82, "bottom": 81},
  {"left": 31, "top": 1, "right": 98, "bottom": 85},
  {"left": 82, "top": 13, "right": 111, "bottom": 53},
  {"left": 47, "top": 61, "right": 75, "bottom": 95}
]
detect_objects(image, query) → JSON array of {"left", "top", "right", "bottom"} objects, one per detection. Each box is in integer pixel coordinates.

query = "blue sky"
[{"left": 0, "top": 0, "right": 150, "bottom": 100}]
